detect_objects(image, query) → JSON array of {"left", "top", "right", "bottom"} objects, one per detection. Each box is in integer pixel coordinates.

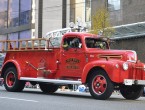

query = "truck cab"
[{"left": 60, "top": 32, "right": 110, "bottom": 78}]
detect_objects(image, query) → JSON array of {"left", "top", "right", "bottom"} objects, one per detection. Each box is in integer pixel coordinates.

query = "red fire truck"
[{"left": 0, "top": 31, "right": 145, "bottom": 100}]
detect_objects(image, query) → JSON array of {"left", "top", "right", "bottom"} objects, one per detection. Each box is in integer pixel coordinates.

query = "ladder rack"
[{"left": 0, "top": 38, "right": 48, "bottom": 52}]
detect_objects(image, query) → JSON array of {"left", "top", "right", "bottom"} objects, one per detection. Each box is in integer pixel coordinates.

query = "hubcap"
[
  {"left": 6, "top": 72, "right": 15, "bottom": 87},
  {"left": 92, "top": 75, "right": 107, "bottom": 95}
]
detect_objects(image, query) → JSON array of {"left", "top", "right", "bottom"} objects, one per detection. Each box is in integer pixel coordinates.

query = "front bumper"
[
  {"left": 123, "top": 60, "right": 145, "bottom": 85},
  {"left": 124, "top": 79, "right": 145, "bottom": 85}
]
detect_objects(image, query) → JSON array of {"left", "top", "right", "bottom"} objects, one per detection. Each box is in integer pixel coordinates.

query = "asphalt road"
[{"left": 0, "top": 86, "right": 145, "bottom": 110}]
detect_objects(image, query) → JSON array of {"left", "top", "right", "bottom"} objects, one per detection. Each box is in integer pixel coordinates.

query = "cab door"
[{"left": 60, "top": 37, "right": 86, "bottom": 78}]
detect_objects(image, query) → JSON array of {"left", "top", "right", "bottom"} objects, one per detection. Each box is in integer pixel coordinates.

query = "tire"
[
  {"left": 120, "top": 85, "right": 144, "bottom": 100},
  {"left": 39, "top": 83, "right": 58, "bottom": 93},
  {"left": 88, "top": 69, "right": 114, "bottom": 100},
  {"left": 4, "top": 67, "right": 25, "bottom": 92}
]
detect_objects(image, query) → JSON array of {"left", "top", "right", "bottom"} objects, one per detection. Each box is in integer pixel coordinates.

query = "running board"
[{"left": 20, "top": 77, "right": 82, "bottom": 85}]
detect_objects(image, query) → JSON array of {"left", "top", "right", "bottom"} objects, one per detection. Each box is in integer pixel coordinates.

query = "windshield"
[{"left": 85, "top": 38, "right": 108, "bottom": 49}]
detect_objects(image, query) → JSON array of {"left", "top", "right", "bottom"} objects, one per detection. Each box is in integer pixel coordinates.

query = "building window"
[
  {"left": 75, "top": 0, "right": 85, "bottom": 22},
  {"left": 107, "top": 0, "right": 122, "bottom": 25},
  {"left": 0, "top": 35, "right": 7, "bottom": 51},
  {"left": 108, "top": 0, "right": 120, "bottom": 11},
  {"left": 8, "top": 32, "right": 18, "bottom": 48},
  {"left": 0, "top": 0, "right": 8, "bottom": 28},
  {"left": 85, "top": 0, "right": 91, "bottom": 22},
  {"left": 70, "top": 0, "right": 91, "bottom": 23},
  {"left": 70, "top": 0, "right": 75, "bottom": 22},
  {"left": 20, "top": 30, "right": 31, "bottom": 39},
  {"left": 20, "top": 0, "right": 32, "bottom": 25},
  {"left": 8, "top": 0, "right": 19, "bottom": 27}
]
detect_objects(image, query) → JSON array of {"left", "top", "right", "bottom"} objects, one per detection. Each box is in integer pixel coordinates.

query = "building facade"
[
  {"left": 69, "top": 0, "right": 145, "bottom": 26},
  {"left": 0, "top": 0, "right": 145, "bottom": 42}
]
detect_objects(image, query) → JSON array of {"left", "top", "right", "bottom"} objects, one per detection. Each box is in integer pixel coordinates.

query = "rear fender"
[
  {"left": 1, "top": 60, "right": 21, "bottom": 79},
  {"left": 81, "top": 60, "right": 120, "bottom": 83}
]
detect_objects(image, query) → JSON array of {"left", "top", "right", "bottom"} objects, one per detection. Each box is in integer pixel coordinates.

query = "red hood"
[{"left": 85, "top": 49, "right": 137, "bottom": 61}]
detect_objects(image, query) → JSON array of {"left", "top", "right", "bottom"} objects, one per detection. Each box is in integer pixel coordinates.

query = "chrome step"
[{"left": 20, "top": 77, "right": 82, "bottom": 85}]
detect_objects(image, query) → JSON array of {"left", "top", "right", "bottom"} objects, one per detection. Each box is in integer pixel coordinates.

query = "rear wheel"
[
  {"left": 120, "top": 85, "right": 144, "bottom": 100},
  {"left": 4, "top": 67, "right": 25, "bottom": 92},
  {"left": 88, "top": 70, "right": 114, "bottom": 100},
  {"left": 39, "top": 83, "right": 58, "bottom": 93}
]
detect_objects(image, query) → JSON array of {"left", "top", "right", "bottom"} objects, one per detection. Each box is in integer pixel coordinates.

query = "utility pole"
[
  {"left": 38, "top": 0, "right": 43, "bottom": 38},
  {"left": 62, "top": 0, "right": 67, "bottom": 28}
]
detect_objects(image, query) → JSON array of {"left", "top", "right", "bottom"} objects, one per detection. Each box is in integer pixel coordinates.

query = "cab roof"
[
  {"left": 63, "top": 32, "right": 109, "bottom": 42},
  {"left": 63, "top": 32, "right": 98, "bottom": 38}
]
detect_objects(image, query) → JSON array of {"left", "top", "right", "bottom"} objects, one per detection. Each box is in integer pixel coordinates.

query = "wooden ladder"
[{"left": 0, "top": 38, "right": 48, "bottom": 52}]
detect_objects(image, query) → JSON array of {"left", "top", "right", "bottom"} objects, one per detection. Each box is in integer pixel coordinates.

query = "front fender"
[
  {"left": 81, "top": 60, "right": 120, "bottom": 83},
  {"left": 1, "top": 60, "right": 22, "bottom": 79}
]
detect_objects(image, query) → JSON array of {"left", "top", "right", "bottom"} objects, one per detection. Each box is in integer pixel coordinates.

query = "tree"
[{"left": 90, "top": 7, "right": 114, "bottom": 37}]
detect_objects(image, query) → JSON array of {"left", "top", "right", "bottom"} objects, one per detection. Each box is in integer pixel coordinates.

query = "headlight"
[{"left": 123, "top": 62, "right": 128, "bottom": 70}]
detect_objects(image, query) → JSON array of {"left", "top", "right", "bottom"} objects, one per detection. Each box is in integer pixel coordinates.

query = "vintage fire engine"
[{"left": 0, "top": 29, "right": 145, "bottom": 100}]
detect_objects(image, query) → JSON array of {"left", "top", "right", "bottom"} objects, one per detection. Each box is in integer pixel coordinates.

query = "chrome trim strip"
[
  {"left": 124, "top": 79, "right": 145, "bottom": 85},
  {"left": 127, "top": 60, "right": 136, "bottom": 63},
  {"left": 20, "top": 77, "right": 82, "bottom": 85}
]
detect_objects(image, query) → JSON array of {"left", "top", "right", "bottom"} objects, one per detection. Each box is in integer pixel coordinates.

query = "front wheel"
[
  {"left": 4, "top": 67, "right": 25, "bottom": 92},
  {"left": 88, "top": 70, "right": 114, "bottom": 100},
  {"left": 39, "top": 83, "right": 58, "bottom": 93},
  {"left": 120, "top": 85, "right": 144, "bottom": 100}
]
